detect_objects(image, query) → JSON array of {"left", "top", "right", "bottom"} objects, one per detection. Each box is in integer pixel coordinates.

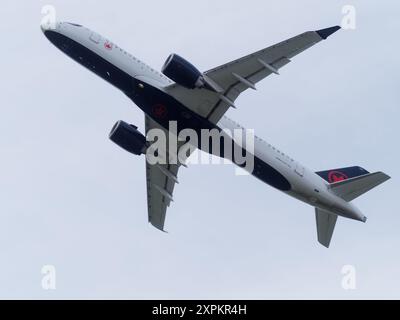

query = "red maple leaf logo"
[
  {"left": 104, "top": 41, "right": 113, "bottom": 50},
  {"left": 152, "top": 104, "right": 167, "bottom": 119},
  {"left": 328, "top": 171, "right": 348, "bottom": 183}
]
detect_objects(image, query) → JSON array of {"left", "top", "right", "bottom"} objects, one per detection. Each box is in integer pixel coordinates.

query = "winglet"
[{"left": 316, "top": 26, "right": 341, "bottom": 40}]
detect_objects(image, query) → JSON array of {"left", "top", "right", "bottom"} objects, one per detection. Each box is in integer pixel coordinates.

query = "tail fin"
[
  {"left": 316, "top": 166, "right": 370, "bottom": 183},
  {"left": 329, "top": 172, "right": 391, "bottom": 201},
  {"left": 316, "top": 208, "right": 338, "bottom": 248},
  {"left": 315, "top": 169, "right": 390, "bottom": 248}
]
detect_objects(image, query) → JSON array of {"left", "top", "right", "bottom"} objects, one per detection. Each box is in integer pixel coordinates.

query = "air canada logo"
[
  {"left": 152, "top": 104, "right": 168, "bottom": 119},
  {"left": 328, "top": 171, "right": 348, "bottom": 183},
  {"left": 104, "top": 41, "right": 113, "bottom": 50}
]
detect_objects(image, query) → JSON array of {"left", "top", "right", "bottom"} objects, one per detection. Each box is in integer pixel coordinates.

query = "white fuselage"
[{"left": 42, "top": 22, "right": 366, "bottom": 222}]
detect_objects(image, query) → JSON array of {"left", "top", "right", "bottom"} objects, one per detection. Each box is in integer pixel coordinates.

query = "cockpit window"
[{"left": 66, "top": 22, "right": 82, "bottom": 27}]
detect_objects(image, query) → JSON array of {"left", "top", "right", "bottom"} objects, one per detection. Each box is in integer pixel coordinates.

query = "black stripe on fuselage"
[{"left": 44, "top": 30, "right": 292, "bottom": 192}]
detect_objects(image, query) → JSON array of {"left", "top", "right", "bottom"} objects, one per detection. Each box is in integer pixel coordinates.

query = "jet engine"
[
  {"left": 161, "top": 53, "right": 207, "bottom": 89},
  {"left": 109, "top": 121, "right": 146, "bottom": 155}
]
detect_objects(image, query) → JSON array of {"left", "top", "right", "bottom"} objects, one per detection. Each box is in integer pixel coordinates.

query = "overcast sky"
[{"left": 0, "top": 0, "right": 399, "bottom": 299}]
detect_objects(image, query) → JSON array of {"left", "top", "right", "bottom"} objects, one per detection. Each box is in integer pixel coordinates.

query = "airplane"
[{"left": 41, "top": 21, "right": 390, "bottom": 248}]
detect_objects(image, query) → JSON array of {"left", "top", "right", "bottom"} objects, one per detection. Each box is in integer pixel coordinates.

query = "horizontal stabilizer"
[
  {"left": 316, "top": 208, "right": 338, "bottom": 248},
  {"left": 329, "top": 172, "right": 391, "bottom": 202}
]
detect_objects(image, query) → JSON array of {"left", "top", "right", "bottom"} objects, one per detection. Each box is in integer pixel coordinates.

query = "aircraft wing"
[
  {"left": 165, "top": 26, "right": 340, "bottom": 124},
  {"left": 145, "top": 115, "right": 186, "bottom": 231}
]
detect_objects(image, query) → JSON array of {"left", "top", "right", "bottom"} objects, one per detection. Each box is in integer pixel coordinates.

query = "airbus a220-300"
[{"left": 42, "top": 21, "right": 390, "bottom": 247}]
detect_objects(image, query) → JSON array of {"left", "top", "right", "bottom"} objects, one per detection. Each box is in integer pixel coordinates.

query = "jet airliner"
[{"left": 42, "top": 21, "right": 390, "bottom": 247}]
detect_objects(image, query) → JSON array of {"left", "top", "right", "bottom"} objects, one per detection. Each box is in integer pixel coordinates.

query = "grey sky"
[{"left": 0, "top": 0, "right": 399, "bottom": 299}]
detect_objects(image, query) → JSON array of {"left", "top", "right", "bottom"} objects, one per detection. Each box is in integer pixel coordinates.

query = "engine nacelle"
[
  {"left": 161, "top": 54, "right": 205, "bottom": 89},
  {"left": 109, "top": 121, "right": 146, "bottom": 155}
]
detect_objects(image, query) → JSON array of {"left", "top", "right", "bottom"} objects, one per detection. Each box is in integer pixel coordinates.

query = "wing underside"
[
  {"left": 146, "top": 26, "right": 341, "bottom": 231},
  {"left": 145, "top": 116, "right": 191, "bottom": 231},
  {"left": 165, "top": 26, "right": 341, "bottom": 124}
]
